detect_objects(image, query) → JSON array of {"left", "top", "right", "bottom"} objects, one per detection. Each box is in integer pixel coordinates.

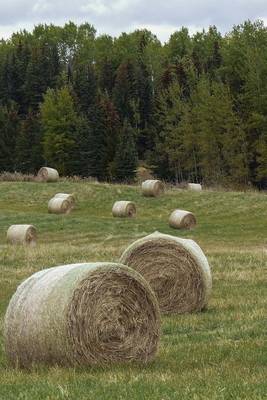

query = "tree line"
[{"left": 0, "top": 20, "right": 266, "bottom": 187}]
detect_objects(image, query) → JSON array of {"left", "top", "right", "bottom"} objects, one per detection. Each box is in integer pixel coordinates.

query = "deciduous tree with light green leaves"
[{"left": 41, "top": 86, "right": 77, "bottom": 175}]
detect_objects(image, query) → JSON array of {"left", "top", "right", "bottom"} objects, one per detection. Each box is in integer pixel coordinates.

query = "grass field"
[{"left": 0, "top": 181, "right": 266, "bottom": 400}]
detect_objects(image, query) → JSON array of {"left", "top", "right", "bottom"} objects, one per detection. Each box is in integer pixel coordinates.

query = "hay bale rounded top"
[
  {"left": 7, "top": 224, "right": 37, "bottom": 246},
  {"left": 188, "top": 183, "right": 202, "bottom": 191},
  {"left": 120, "top": 232, "right": 212, "bottom": 315},
  {"left": 4, "top": 262, "right": 160, "bottom": 368},
  {"left": 142, "top": 180, "right": 164, "bottom": 197},
  {"left": 48, "top": 197, "right": 73, "bottom": 214},
  {"left": 37, "top": 167, "right": 59, "bottom": 182},
  {"left": 169, "top": 209, "right": 196, "bottom": 230},
  {"left": 53, "top": 193, "right": 75, "bottom": 207},
  {"left": 112, "top": 201, "right": 136, "bottom": 218}
]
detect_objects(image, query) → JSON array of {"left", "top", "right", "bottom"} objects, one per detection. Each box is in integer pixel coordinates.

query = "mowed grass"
[{"left": 0, "top": 181, "right": 266, "bottom": 400}]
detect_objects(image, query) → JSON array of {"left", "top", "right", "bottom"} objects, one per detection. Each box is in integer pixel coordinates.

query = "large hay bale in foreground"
[
  {"left": 7, "top": 225, "right": 37, "bottom": 246},
  {"left": 48, "top": 197, "right": 73, "bottom": 214},
  {"left": 4, "top": 262, "right": 160, "bottom": 368},
  {"left": 112, "top": 201, "right": 136, "bottom": 218},
  {"left": 169, "top": 210, "right": 196, "bottom": 230},
  {"left": 37, "top": 167, "right": 59, "bottom": 182},
  {"left": 53, "top": 193, "right": 75, "bottom": 208},
  {"left": 120, "top": 232, "right": 212, "bottom": 314},
  {"left": 142, "top": 180, "right": 164, "bottom": 197},
  {"left": 188, "top": 183, "right": 202, "bottom": 191}
]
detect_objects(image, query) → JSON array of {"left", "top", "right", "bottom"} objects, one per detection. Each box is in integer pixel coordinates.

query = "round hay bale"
[
  {"left": 4, "top": 262, "right": 160, "bottom": 368},
  {"left": 7, "top": 225, "right": 37, "bottom": 246},
  {"left": 188, "top": 183, "right": 202, "bottom": 191},
  {"left": 169, "top": 210, "right": 196, "bottom": 230},
  {"left": 142, "top": 180, "right": 164, "bottom": 197},
  {"left": 53, "top": 193, "right": 75, "bottom": 208},
  {"left": 48, "top": 197, "right": 72, "bottom": 214},
  {"left": 37, "top": 167, "right": 59, "bottom": 182},
  {"left": 120, "top": 232, "right": 212, "bottom": 315},
  {"left": 112, "top": 201, "right": 136, "bottom": 218}
]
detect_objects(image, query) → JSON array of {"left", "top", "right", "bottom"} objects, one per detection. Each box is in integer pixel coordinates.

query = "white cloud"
[
  {"left": 0, "top": 0, "right": 266, "bottom": 41},
  {"left": 32, "top": 0, "right": 53, "bottom": 14},
  {"left": 80, "top": 0, "right": 109, "bottom": 15}
]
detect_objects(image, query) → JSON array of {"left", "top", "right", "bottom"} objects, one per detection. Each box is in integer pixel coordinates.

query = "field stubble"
[{"left": 0, "top": 182, "right": 266, "bottom": 399}]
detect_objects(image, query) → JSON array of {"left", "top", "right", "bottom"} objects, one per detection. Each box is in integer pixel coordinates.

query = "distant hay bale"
[
  {"left": 120, "top": 232, "right": 212, "bottom": 315},
  {"left": 48, "top": 197, "right": 73, "bottom": 214},
  {"left": 142, "top": 180, "right": 164, "bottom": 197},
  {"left": 53, "top": 193, "right": 75, "bottom": 208},
  {"left": 37, "top": 167, "right": 59, "bottom": 182},
  {"left": 169, "top": 210, "right": 196, "bottom": 230},
  {"left": 4, "top": 262, "right": 160, "bottom": 368},
  {"left": 188, "top": 183, "right": 202, "bottom": 191},
  {"left": 112, "top": 201, "right": 136, "bottom": 218},
  {"left": 7, "top": 225, "right": 37, "bottom": 246}
]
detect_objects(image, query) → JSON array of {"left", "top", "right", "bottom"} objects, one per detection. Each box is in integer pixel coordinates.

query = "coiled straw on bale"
[
  {"left": 53, "top": 193, "right": 75, "bottom": 208},
  {"left": 37, "top": 167, "right": 59, "bottom": 182},
  {"left": 4, "top": 263, "right": 160, "bottom": 368},
  {"left": 112, "top": 201, "right": 136, "bottom": 218},
  {"left": 48, "top": 197, "right": 73, "bottom": 214},
  {"left": 120, "top": 232, "right": 212, "bottom": 315},
  {"left": 169, "top": 210, "right": 196, "bottom": 230},
  {"left": 188, "top": 183, "right": 202, "bottom": 191},
  {"left": 7, "top": 225, "right": 37, "bottom": 246},
  {"left": 142, "top": 180, "right": 164, "bottom": 197}
]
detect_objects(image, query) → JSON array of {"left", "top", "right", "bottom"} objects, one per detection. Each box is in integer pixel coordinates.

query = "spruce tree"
[
  {"left": 72, "top": 63, "right": 97, "bottom": 115},
  {"left": 85, "top": 102, "right": 108, "bottom": 180},
  {"left": 24, "top": 44, "right": 60, "bottom": 111},
  {"left": 113, "top": 60, "right": 138, "bottom": 125},
  {"left": 98, "top": 58, "right": 116, "bottom": 96},
  {"left": 16, "top": 111, "right": 43, "bottom": 173},
  {"left": 114, "top": 119, "right": 138, "bottom": 182},
  {"left": 0, "top": 103, "right": 20, "bottom": 172},
  {"left": 100, "top": 95, "right": 120, "bottom": 177}
]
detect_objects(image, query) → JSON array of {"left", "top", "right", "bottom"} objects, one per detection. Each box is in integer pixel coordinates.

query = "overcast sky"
[{"left": 0, "top": 0, "right": 267, "bottom": 42}]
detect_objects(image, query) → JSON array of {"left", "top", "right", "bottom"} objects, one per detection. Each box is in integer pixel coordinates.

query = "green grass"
[{"left": 0, "top": 181, "right": 266, "bottom": 400}]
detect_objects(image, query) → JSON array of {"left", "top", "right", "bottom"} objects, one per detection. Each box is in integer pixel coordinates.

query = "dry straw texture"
[
  {"left": 112, "top": 201, "right": 136, "bottom": 218},
  {"left": 188, "top": 183, "right": 202, "bottom": 191},
  {"left": 53, "top": 193, "right": 75, "bottom": 208},
  {"left": 48, "top": 197, "right": 73, "bottom": 214},
  {"left": 120, "top": 232, "right": 212, "bottom": 315},
  {"left": 4, "top": 262, "right": 160, "bottom": 368},
  {"left": 0, "top": 172, "right": 35, "bottom": 182},
  {"left": 169, "top": 210, "right": 197, "bottom": 230},
  {"left": 37, "top": 167, "right": 59, "bottom": 182},
  {"left": 142, "top": 180, "right": 164, "bottom": 197},
  {"left": 7, "top": 224, "right": 37, "bottom": 246}
]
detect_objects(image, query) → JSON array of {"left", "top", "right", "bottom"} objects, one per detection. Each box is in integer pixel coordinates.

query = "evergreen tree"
[
  {"left": 24, "top": 44, "right": 60, "bottom": 111},
  {"left": 98, "top": 58, "right": 116, "bottom": 95},
  {"left": 85, "top": 100, "right": 109, "bottom": 180},
  {"left": 73, "top": 95, "right": 120, "bottom": 179},
  {"left": 0, "top": 41, "right": 31, "bottom": 112},
  {"left": 100, "top": 95, "right": 121, "bottom": 176},
  {"left": 0, "top": 21, "right": 266, "bottom": 187},
  {"left": 0, "top": 103, "right": 20, "bottom": 172},
  {"left": 114, "top": 119, "right": 138, "bottom": 182},
  {"left": 16, "top": 111, "right": 43, "bottom": 173},
  {"left": 113, "top": 60, "right": 138, "bottom": 125},
  {"left": 73, "top": 63, "right": 97, "bottom": 115}
]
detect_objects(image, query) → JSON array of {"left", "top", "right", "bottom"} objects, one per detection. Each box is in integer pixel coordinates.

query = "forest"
[{"left": 0, "top": 20, "right": 267, "bottom": 188}]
